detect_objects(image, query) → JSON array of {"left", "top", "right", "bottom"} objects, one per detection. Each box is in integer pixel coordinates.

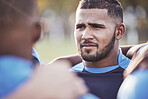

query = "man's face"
[{"left": 75, "top": 9, "right": 117, "bottom": 62}]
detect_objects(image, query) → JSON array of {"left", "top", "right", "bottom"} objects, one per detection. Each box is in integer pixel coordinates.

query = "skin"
[
  {"left": 51, "top": 46, "right": 132, "bottom": 67},
  {"left": 0, "top": 1, "right": 87, "bottom": 99},
  {"left": 75, "top": 9, "right": 125, "bottom": 68},
  {"left": 124, "top": 45, "right": 148, "bottom": 78},
  {"left": 118, "top": 46, "right": 148, "bottom": 99},
  {"left": 6, "top": 61, "right": 87, "bottom": 99},
  {"left": 0, "top": 6, "right": 41, "bottom": 61}
]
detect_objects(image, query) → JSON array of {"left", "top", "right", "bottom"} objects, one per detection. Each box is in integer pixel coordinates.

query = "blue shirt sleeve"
[
  {"left": 0, "top": 56, "right": 34, "bottom": 98},
  {"left": 117, "top": 69, "right": 148, "bottom": 99},
  {"left": 32, "top": 48, "right": 44, "bottom": 65},
  {"left": 78, "top": 93, "right": 100, "bottom": 99}
]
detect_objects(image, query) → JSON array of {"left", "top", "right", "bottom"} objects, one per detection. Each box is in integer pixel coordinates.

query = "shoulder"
[
  {"left": 72, "top": 62, "right": 84, "bottom": 72},
  {"left": 0, "top": 55, "right": 34, "bottom": 98},
  {"left": 118, "top": 69, "right": 148, "bottom": 99},
  {"left": 32, "top": 48, "right": 44, "bottom": 65},
  {"left": 118, "top": 48, "right": 131, "bottom": 69}
]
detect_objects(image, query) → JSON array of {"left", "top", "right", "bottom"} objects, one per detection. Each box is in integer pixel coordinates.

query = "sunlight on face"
[{"left": 75, "top": 9, "right": 117, "bottom": 62}]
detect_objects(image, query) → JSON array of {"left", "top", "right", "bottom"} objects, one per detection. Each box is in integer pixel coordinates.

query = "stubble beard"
[{"left": 80, "top": 32, "right": 115, "bottom": 62}]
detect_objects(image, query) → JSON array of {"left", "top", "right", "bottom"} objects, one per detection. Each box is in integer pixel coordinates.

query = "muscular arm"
[
  {"left": 126, "top": 42, "right": 148, "bottom": 59},
  {"left": 50, "top": 54, "right": 82, "bottom": 66},
  {"left": 120, "top": 45, "right": 133, "bottom": 58},
  {"left": 124, "top": 43, "right": 148, "bottom": 78},
  {"left": 52, "top": 43, "right": 148, "bottom": 67},
  {"left": 52, "top": 46, "right": 133, "bottom": 66}
]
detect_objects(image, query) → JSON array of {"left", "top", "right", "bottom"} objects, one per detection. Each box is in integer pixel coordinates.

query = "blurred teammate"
[
  {"left": 0, "top": 0, "right": 87, "bottom": 99},
  {"left": 118, "top": 44, "right": 148, "bottom": 99}
]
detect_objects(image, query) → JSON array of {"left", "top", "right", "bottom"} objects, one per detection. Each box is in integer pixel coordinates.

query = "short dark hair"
[
  {"left": 78, "top": 0, "right": 123, "bottom": 23},
  {"left": 0, "top": 0, "right": 37, "bottom": 29}
]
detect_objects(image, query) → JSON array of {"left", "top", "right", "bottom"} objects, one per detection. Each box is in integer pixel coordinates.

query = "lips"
[
  {"left": 80, "top": 41, "right": 98, "bottom": 49},
  {"left": 81, "top": 43, "right": 97, "bottom": 47}
]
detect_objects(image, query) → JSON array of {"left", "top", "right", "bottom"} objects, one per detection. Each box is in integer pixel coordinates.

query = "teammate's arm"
[{"left": 51, "top": 46, "right": 133, "bottom": 66}]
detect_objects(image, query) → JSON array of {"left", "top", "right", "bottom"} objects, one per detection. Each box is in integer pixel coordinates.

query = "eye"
[
  {"left": 92, "top": 24, "right": 105, "bottom": 29},
  {"left": 76, "top": 24, "right": 86, "bottom": 31},
  {"left": 92, "top": 24, "right": 100, "bottom": 29}
]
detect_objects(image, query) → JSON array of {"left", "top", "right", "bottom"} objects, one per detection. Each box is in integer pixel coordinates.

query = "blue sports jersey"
[
  {"left": 79, "top": 93, "right": 100, "bottom": 99},
  {"left": 72, "top": 49, "right": 130, "bottom": 99},
  {"left": 0, "top": 55, "right": 34, "bottom": 98},
  {"left": 118, "top": 69, "right": 148, "bottom": 99},
  {"left": 32, "top": 48, "right": 44, "bottom": 65}
]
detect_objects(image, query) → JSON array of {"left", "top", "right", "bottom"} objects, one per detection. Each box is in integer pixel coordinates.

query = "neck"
[
  {"left": 84, "top": 46, "right": 119, "bottom": 68},
  {"left": 0, "top": 46, "right": 32, "bottom": 61},
  {"left": 0, "top": 36, "right": 32, "bottom": 61}
]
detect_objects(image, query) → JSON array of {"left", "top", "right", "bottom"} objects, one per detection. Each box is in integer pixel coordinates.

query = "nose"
[{"left": 81, "top": 28, "right": 94, "bottom": 40}]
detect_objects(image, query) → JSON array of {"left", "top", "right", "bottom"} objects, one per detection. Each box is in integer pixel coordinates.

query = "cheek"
[
  {"left": 95, "top": 31, "right": 112, "bottom": 50},
  {"left": 75, "top": 31, "right": 82, "bottom": 41},
  {"left": 74, "top": 31, "right": 81, "bottom": 48}
]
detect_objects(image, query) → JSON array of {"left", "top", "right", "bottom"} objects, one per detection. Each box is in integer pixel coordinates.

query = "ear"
[
  {"left": 115, "top": 23, "right": 125, "bottom": 40},
  {"left": 32, "top": 22, "right": 41, "bottom": 43}
]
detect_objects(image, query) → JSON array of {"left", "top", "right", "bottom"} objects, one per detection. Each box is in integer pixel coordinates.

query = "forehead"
[{"left": 76, "top": 9, "right": 115, "bottom": 24}]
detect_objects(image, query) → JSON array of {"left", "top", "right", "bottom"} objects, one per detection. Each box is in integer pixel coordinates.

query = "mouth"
[
  {"left": 80, "top": 43, "right": 98, "bottom": 49},
  {"left": 81, "top": 44, "right": 97, "bottom": 48}
]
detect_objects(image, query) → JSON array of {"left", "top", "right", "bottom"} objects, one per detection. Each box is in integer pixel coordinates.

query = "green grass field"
[{"left": 35, "top": 38, "right": 78, "bottom": 63}]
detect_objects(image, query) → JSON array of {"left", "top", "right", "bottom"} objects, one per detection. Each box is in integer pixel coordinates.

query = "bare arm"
[
  {"left": 120, "top": 45, "right": 133, "bottom": 58},
  {"left": 50, "top": 54, "right": 82, "bottom": 67},
  {"left": 51, "top": 46, "right": 133, "bottom": 66},
  {"left": 124, "top": 44, "right": 148, "bottom": 78},
  {"left": 51, "top": 43, "right": 148, "bottom": 67},
  {"left": 126, "top": 42, "right": 148, "bottom": 59}
]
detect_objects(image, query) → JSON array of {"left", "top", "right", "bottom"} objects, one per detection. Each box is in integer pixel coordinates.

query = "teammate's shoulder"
[{"left": 71, "top": 62, "right": 84, "bottom": 72}]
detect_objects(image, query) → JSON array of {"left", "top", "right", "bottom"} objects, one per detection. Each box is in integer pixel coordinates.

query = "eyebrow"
[
  {"left": 76, "top": 24, "right": 86, "bottom": 27},
  {"left": 88, "top": 23, "right": 105, "bottom": 28}
]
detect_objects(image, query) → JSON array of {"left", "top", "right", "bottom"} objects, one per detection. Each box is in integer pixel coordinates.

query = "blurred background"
[{"left": 35, "top": 0, "right": 148, "bottom": 63}]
